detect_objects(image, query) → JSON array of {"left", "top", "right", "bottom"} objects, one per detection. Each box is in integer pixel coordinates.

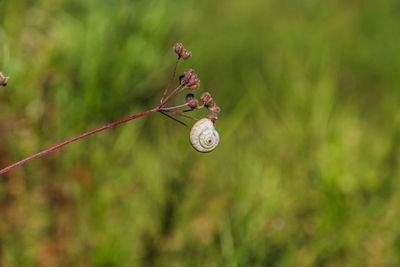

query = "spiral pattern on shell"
[{"left": 190, "top": 118, "right": 219, "bottom": 153}]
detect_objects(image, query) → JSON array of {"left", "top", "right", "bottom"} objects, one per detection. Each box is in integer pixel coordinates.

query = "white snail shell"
[{"left": 190, "top": 118, "right": 219, "bottom": 153}]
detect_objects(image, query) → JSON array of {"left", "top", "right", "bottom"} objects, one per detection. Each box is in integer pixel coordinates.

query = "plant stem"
[
  {"left": 158, "top": 84, "right": 188, "bottom": 108},
  {"left": 159, "top": 57, "right": 180, "bottom": 104},
  {"left": 162, "top": 103, "right": 189, "bottom": 110},
  {"left": 1, "top": 62, "right": 194, "bottom": 175},
  {"left": 161, "top": 109, "right": 198, "bottom": 121},
  {"left": 159, "top": 111, "right": 190, "bottom": 129},
  {"left": 0, "top": 108, "right": 158, "bottom": 175}
]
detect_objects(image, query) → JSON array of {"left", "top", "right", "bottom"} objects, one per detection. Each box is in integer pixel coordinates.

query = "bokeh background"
[{"left": 1, "top": 0, "right": 400, "bottom": 266}]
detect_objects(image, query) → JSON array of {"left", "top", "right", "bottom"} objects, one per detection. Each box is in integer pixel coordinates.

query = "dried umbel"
[
  {"left": 173, "top": 42, "right": 192, "bottom": 60},
  {"left": 185, "top": 94, "right": 200, "bottom": 109},
  {"left": 0, "top": 42, "right": 220, "bottom": 174},
  {"left": 181, "top": 69, "right": 200, "bottom": 90},
  {"left": 173, "top": 43, "right": 184, "bottom": 55},
  {"left": 201, "top": 92, "right": 221, "bottom": 123}
]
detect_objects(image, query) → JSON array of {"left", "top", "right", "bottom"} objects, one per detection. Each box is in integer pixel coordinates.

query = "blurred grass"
[{"left": 1, "top": 0, "right": 400, "bottom": 266}]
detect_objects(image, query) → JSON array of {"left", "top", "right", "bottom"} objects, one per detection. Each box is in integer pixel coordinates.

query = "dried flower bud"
[
  {"left": 188, "top": 98, "right": 199, "bottom": 109},
  {"left": 201, "top": 92, "right": 213, "bottom": 105},
  {"left": 173, "top": 43, "right": 184, "bottom": 56},
  {"left": 182, "top": 69, "right": 194, "bottom": 84},
  {"left": 209, "top": 105, "right": 221, "bottom": 113},
  {"left": 181, "top": 49, "right": 192, "bottom": 60},
  {"left": 189, "top": 80, "right": 200, "bottom": 90},
  {"left": 208, "top": 101, "right": 217, "bottom": 109},
  {"left": 188, "top": 73, "right": 198, "bottom": 83},
  {"left": 173, "top": 43, "right": 192, "bottom": 59},
  {"left": 185, "top": 93, "right": 195, "bottom": 101},
  {"left": 182, "top": 69, "right": 201, "bottom": 89},
  {"left": 207, "top": 112, "right": 218, "bottom": 123},
  {"left": 0, "top": 72, "right": 9, "bottom": 87},
  {"left": 185, "top": 93, "right": 199, "bottom": 109},
  {"left": 201, "top": 92, "right": 218, "bottom": 111},
  {"left": 188, "top": 76, "right": 200, "bottom": 90}
]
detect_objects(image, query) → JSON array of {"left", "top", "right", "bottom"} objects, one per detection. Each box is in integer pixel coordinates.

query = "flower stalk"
[{"left": 0, "top": 43, "right": 220, "bottom": 175}]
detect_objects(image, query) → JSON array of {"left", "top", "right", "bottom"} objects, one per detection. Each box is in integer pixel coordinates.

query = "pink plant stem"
[
  {"left": 1, "top": 67, "right": 192, "bottom": 175},
  {"left": 158, "top": 84, "right": 188, "bottom": 108},
  {"left": 159, "top": 57, "right": 180, "bottom": 104},
  {"left": 158, "top": 84, "right": 183, "bottom": 108},
  {"left": 161, "top": 109, "right": 198, "bottom": 121},
  {"left": 0, "top": 108, "right": 159, "bottom": 175},
  {"left": 159, "top": 111, "right": 190, "bottom": 129},
  {"left": 162, "top": 103, "right": 189, "bottom": 110}
]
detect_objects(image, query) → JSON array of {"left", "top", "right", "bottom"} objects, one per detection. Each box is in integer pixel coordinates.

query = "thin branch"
[
  {"left": 159, "top": 57, "right": 180, "bottom": 104},
  {"left": 181, "top": 104, "right": 205, "bottom": 112},
  {"left": 159, "top": 111, "right": 190, "bottom": 129},
  {"left": 158, "top": 84, "right": 186, "bottom": 108},
  {"left": 161, "top": 109, "right": 198, "bottom": 121},
  {"left": 162, "top": 103, "right": 189, "bottom": 110},
  {"left": 159, "top": 84, "right": 188, "bottom": 108},
  {"left": 0, "top": 43, "right": 218, "bottom": 175},
  {"left": 0, "top": 108, "right": 159, "bottom": 174}
]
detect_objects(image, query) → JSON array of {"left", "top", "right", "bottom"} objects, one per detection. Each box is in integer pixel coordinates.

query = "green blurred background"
[{"left": 1, "top": 0, "right": 400, "bottom": 266}]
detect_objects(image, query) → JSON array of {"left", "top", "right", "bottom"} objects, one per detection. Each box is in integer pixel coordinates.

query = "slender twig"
[
  {"left": 0, "top": 82, "right": 190, "bottom": 175},
  {"left": 180, "top": 104, "right": 204, "bottom": 113},
  {"left": 162, "top": 103, "right": 189, "bottom": 110},
  {"left": 0, "top": 108, "right": 159, "bottom": 174},
  {"left": 159, "top": 111, "right": 190, "bottom": 129},
  {"left": 159, "top": 84, "right": 188, "bottom": 108},
  {"left": 158, "top": 84, "right": 182, "bottom": 108},
  {"left": 159, "top": 57, "right": 180, "bottom": 104},
  {"left": 0, "top": 43, "right": 216, "bottom": 175},
  {"left": 161, "top": 109, "right": 198, "bottom": 121}
]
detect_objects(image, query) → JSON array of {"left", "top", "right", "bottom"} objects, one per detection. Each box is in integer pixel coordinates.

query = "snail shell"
[{"left": 190, "top": 118, "right": 219, "bottom": 153}]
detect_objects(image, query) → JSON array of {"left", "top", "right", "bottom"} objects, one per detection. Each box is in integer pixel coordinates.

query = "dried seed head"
[
  {"left": 173, "top": 43, "right": 184, "bottom": 56},
  {"left": 0, "top": 72, "right": 9, "bottom": 87},
  {"left": 201, "top": 92, "right": 219, "bottom": 114},
  {"left": 209, "top": 105, "right": 221, "bottom": 113},
  {"left": 188, "top": 98, "right": 199, "bottom": 109},
  {"left": 185, "top": 93, "right": 199, "bottom": 109},
  {"left": 181, "top": 49, "right": 192, "bottom": 60},
  {"left": 201, "top": 92, "right": 213, "bottom": 105},
  {"left": 181, "top": 69, "right": 200, "bottom": 89},
  {"left": 188, "top": 78, "right": 200, "bottom": 90},
  {"left": 173, "top": 43, "right": 192, "bottom": 59},
  {"left": 207, "top": 100, "right": 216, "bottom": 108},
  {"left": 182, "top": 69, "right": 194, "bottom": 84},
  {"left": 185, "top": 93, "right": 195, "bottom": 101},
  {"left": 207, "top": 112, "right": 218, "bottom": 123}
]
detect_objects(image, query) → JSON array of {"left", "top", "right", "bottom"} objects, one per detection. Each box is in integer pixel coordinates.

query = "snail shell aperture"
[{"left": 190, "top": 118, "right": 219, "bottom": 153}]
